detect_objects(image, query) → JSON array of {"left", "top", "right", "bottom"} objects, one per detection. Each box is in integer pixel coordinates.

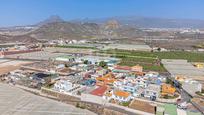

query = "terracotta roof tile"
[{"left": 114, "top": 90, "right": 130, "bottom": 98}]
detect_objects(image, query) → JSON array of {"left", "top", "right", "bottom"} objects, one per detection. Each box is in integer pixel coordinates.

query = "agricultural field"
[
  {"left": 118, "top": 57, "right": 166, "bottom": 72},
  {"left": 99, "top": 49, "right": 204, "bottom": 72},
  {"left": 101, "top": 49, "right": 204, "bottom": 62}
]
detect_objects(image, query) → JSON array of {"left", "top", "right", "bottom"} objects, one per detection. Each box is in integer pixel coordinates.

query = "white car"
[{"left": 177, "top": 101, "right": 188, "bottom": 110}]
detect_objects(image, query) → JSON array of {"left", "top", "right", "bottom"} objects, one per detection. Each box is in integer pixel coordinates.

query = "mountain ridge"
[
  {"left": 1, "top": 15, "right": 204, "bottom": 43},
  {"left": 73, "top": 16, "right": 204, "bottom": 28},
  {"left": 37, "top": 15, "right": 65, "bottom": 26}
]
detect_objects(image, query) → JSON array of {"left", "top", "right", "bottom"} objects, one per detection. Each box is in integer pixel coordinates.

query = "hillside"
[
  {"left": 28, "top": 19, "right": 136, "bottom": 40},
  {"left": 29, "top": 22, "right": 101, "bottom": 40},
  {"left": 0, "top": 34, "right": 38, "bottom": 43},
  {"left": 1, "top": 16, "right": 204, "bottom": 50},
  {"left": 37, "top": 15, "right": 65, "bottom": 26}
]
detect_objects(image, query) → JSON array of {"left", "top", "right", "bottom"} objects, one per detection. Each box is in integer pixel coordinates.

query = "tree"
[
  {"left": 99, "top": 61, "right": 107, "bottom": 68},
  {"left": 166, "top": 77, "right": 173, "bottom": 85},
  {"left": 65, "top": 64, "right": 69, "bottom": 68},
  {"left": 157, "top": 47, "right": 161, "bottom": 52},
  {"left": 83, "top": 60, "right": 89, "bottom": 64}
]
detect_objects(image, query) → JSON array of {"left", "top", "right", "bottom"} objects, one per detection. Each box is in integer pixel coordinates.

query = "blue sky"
[{"left": 0, "top": 0, "right": 204, "bottom": 27}]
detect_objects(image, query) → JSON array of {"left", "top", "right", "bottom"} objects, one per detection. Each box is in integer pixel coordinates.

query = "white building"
[
  {"left": 55, "top": 56, "right": 75, "bottom": 62},
  {"left": 54, "top": 80, "right": 80, "bottom": 93},
  {"left": 135, "top": 76, "right": 148, "bottom": 88},
  {"left": 113, "top": 79, "right": 140, "bottom": 97},
  {"left": 103, "top": 90, "right": 132, "bottom": 102},
  {"left": 76, "top": 56, "right": 119, "bottom": 66},
  {"left": 143, "top": 84, "right": 161, "bottom": 100}
]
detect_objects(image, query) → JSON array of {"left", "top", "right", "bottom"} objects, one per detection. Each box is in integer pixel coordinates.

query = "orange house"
[
  {"left": 96, "top": 73, "right": 116, "bottom": 86},
  {"left": 113, "top": 90, "right": 131, "bottom": 102},
  {"left": 161, "top": 84, "right": 176, "bottom": 96}
]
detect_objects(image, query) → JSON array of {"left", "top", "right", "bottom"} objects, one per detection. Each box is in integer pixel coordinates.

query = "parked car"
[{"left": 177, "top": 101, "right": 188, "bottom": 110}]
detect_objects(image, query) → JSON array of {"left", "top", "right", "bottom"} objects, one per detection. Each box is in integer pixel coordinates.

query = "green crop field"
[
  {"left": 101, "top": 49, "right": 204, "bottom": 62},
  {"left": 99, "top": 49, "right": 204, "bottom": 72}
]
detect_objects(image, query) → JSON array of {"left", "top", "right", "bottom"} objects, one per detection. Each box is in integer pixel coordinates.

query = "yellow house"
[{"left": 161, "top": 84, "right": 176, "bottom": 96}]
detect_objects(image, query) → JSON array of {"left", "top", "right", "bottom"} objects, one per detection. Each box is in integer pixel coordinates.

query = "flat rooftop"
[
  {"left": 161, "top": 59, "right": 204, "bottom": 77},
  {"left": 0, "top": 83, "right": 95, "bottom": 115},
  {"left": 102, "top": 44, "right": 151, "bottom": 51},
  {"left": 162, "top": 59, "right": 204, "bottom": 88}
]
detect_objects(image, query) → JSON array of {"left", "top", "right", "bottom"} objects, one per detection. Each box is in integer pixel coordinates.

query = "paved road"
[
  {"left": 0, "top": 83, "right": 95, "bottom": 115},
  {"left": 171, "top": 78, "right": 202, "bottom": 114},
  {"left": 177, "top": 88, "right": 191, "bottom": 103}
]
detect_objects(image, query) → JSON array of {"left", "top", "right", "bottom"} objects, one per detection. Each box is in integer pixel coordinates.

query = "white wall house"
[
  {"left": 103, "top": 90, "right": 132, "bottom": 102},
  {"left": 112, "top": 90, "right": 132, "bottom": 102},
  {"left": 143, "top": 84, "right": 161, "bottom": 99},
  {"left": 54, "top": 80, "right": 80, "bottom": 93},
  {"left": 135, "top": 76, "right": 148, "bottom": 88}
]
